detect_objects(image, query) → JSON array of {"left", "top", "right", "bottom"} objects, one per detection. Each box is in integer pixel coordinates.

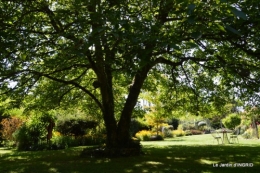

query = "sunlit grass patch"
[{"left": 0, "top": 148, "right": 13, "bottom": 155}]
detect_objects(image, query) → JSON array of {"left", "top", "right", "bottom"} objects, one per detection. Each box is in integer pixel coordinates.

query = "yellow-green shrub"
[
  {"left": 135, "top": 130, "right": 152, "bottom": 141},
  {"left": 172, "top": 129, "right": 186, "bottom": 137},
  {"left": 184, "top": 130, "right": 192, "bottom": 136},
  {"left": 177, "top": 124, "right": 183, "bottom": 130}
]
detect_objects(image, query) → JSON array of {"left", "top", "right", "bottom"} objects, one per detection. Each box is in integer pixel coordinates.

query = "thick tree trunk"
[
  {"left": 116, "top": 66, "right": 151, "bottom": 147},
  {"left": 95, "top": 66, "right": 152, "bottom": 156},
  {"left": 99, "top": 66, "right": 118, "bottom": 148}
]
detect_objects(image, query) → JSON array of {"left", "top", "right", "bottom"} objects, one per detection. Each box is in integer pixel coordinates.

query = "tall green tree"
[{"left": 1, "top": 0, "right": 260, "bottom": 153}]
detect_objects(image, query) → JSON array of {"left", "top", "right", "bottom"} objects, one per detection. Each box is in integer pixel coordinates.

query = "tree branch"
[
  {"left": 154, "top": 56, "right": 206, "bottom": 67},
  {"left": 46, "top": 64, "right": 92, "bottom": 75},
  {"left": 27, "top": 70, "right": 103, "bottom": 110},
  {"left": 41, "top": 5, "right": 63, "bottom": 32}
]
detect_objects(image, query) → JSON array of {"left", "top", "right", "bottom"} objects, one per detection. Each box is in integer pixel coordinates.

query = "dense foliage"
[
  {"left": 13, "top": 114, "right": 48, "bottom": 150},
  {"left": 129, "top": 118, "right": 149, "bottom": 137},
  {"left": 0, "top": 117, "right": 23, "bottom": 141},
  {"left": 222, "top": 113, "right": 241, "bottom": 129},
  {"left": 56, "top": 118, "right": 97, "bottom": 137},
  {"left": 1, "top": 0, "right": 260, "bottom": 154}
]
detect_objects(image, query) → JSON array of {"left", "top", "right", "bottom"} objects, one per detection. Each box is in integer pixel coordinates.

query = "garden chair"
[
  {"left": 211, "top": 131, "right": 223, "bottom": 144},
  {"left": 229, "top": 129, "right": 239, "bottom": 143}
]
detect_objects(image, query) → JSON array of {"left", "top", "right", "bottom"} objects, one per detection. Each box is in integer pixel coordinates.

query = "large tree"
[{"left": 1, "top": 0, "right": 260, "bottom": 153}]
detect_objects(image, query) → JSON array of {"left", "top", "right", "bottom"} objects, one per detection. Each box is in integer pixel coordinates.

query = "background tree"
[
  {"left": 1, "top": 0, "right": 260, "bottom": 155},
  {"left": 222, "top": 113, "right": 241, "bottom": 129}
]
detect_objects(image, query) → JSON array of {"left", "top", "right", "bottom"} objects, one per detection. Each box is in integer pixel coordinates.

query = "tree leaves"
[
  {"left": 231, "top": 8, "right": 247, "bottom": 20},
  {"left": 1, "top": 0, "right": 260, "bottom": 142},
  {"left": 187, "top": 4, "right": 196, "bottom": 15},
  {"left": 225, "top": 25, "right": 241, "bottom": 35},
  {"left": 191, "top": 32, "right": 202, "bottom": 40}
]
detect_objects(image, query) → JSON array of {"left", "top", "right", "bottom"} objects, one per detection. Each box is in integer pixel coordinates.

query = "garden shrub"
[
  {"left": 190, "top": 130, "right": 203, "bottom": 135},
  {"left": 12, "top": 112, "right": 49, "bottom": 150},
  {"left": 162, "top": 128, "right": 173, "bottom": 138},
  {"left": 182, "top": 124, "right": 196, "bottom": 131},
  {"left": 49, "top": 129, "right": 106, "bottom": 149},
  {"left": 2, "top": 140, "right": 16, "bottom": 148},
  {"left": 167, "top": 118, "right": 179, "bottom": 130},
  {"left": 210, "top": 117, "right": 224, "bottom": 129},
  {"left": 172, "top": 124, "right": 186, "bottom": 137},
  {"left": 56, "top": 118, "right": 97, "bottom": 137},
  {"left": 222, "top": 113, "right": 241, "bottom": 129},
  {"left": 184, "top": 130, "right": 192, "bottom": 136},
  {"left": 241, "top": 117, "right": 251, "bottom": 127},
  {"left": 51, "top": 136, "right": 78, "bottom": 149},
  {"left": 0, "top": 117, "right": 23, "bottom": 142},
  {"left": 135, "top": 130, "right": 152, "bottom": 141},
  {"left": 13, "top": 122, "right": 46, "bottom": 150},
  {"left": 172, "top": 129, "right": 185, "bottom": 137},
  {"left": 150, "top": 135, "right": 164, "bottom": 141},
  {"left": 129, "top": 118, "right": 149, "bottom": 137},
  {"left": 177, "top": 124, "right": 183, "bottom": 130}
]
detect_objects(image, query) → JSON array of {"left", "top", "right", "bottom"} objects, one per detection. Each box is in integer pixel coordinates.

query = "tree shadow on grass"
[{"left": 0, "top": 145, "right": 260, "bottom": 173}]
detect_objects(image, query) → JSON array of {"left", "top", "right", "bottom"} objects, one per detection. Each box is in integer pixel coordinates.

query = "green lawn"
[{"left": 0, "top": 134, "right": 259, "bottom": 173}]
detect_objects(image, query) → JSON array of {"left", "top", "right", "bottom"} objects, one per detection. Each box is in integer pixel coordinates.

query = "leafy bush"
[
  {"left": 135, "top": 130, "right": 152, "bottom": 141},
  {"left": 12, "top": 112, "right": 49, "bottom": 150},
  {"left": 129, "top": 118, "right": 149, "bottom": 137},
  {"left": 222, "top": 113, "right": 241, "bottom": 129},
  {"left": 13, "top": 122, "right": 46, "bottom": 150},
  {"left": 162, "top": 128, "right": 173, "bottom": 138},
  {"left": 167, "top": 118, "right": 179, "bottom": 130},
  {"left": 240, "top": 117, "right": 251, "bottom": 127},
  {"left": 150, "top": 135, "right": 164, "bottom": 141},
  {"left": 191, "top": 130, "right": 203, "bottom": 135},
  {"left": 210, "top": 116, "right": 224, "bottom": 129},
  {"left": 172, "top": 129, "right": 185, "bottom": 137},
  {"left": 0, "top": 117, "right": 23, "bottom": 141},
  {"left": 184, "top": 130, "right": 192, "bottom": 136},
  {"left": 51, "top": 136, "right": 78, "bottom": 149},
  {"left": 181, "top": 123, "right": 196, "bottom": 131},
  {"left": 56, "top": 118, "right": 97, "bottom": 137},
  {"left": 191, "top": 130, "right": 204, "bottom": 135},
  {"left": 1, "top": 140, "right": 16, "bottom": 148},
  {"left": 177, "top": 124, "right": 183, "bottom": 131}
]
